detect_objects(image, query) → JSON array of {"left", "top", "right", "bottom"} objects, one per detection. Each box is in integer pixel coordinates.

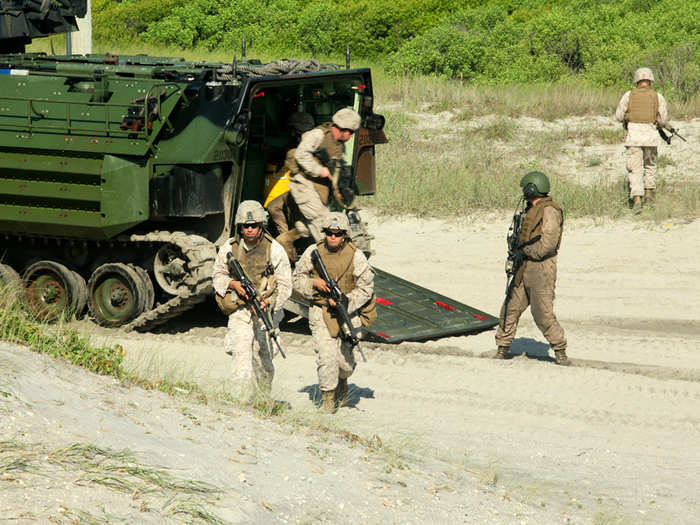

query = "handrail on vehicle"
[{"left": 0, "top": 83, "right": 182, "bottom": 138}]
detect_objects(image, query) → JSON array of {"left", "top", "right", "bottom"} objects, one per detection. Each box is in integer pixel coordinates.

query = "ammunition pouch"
[
  {"left": 319, "top": 293, "right": 376, "bottom": 338},
  {"left": 359, "top": 294, "right": 377, "bottom": 328},
  {"left": 215, "top": 290, "right": 245, "bottom": 316}
]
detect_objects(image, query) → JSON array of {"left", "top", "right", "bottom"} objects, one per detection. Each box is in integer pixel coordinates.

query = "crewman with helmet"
[
  {"left": 212, "top": 200, "right": 292, "bottom": 402},
  {"left": 495, "top": 172, "right": 569, "bottom": 366},
  {"left": 288, "top": 108, "right": 361, "bottom": 242},
  {"left": 615, "top": 67, "right": 669, "bottom": 213},
  {"left": 292, "top": 212, "right": 376, "bottom": 412}
]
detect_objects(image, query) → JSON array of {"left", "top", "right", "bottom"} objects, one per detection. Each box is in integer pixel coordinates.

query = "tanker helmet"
[
  {"left": 235, "top": 200, "right": 268, "bottom": 227},
  {"left": 332, "top": 108, "right": 361, "bottom": 131},
  {"left": 520, "top": 171, "right": 550, "bottom": 199},
  {"left": 321, "top": 212, "right": 350, "bottom": 234},
  {"left": 633, "top": 67, "right": 654, "bottom": 83},
  {"left": 287, "top": 112, "right": 315, "bottom": 133}
]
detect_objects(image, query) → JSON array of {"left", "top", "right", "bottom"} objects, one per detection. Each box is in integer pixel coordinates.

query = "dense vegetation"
[{"left": 94, "top": 0, "right": 699, "bottom": 100}]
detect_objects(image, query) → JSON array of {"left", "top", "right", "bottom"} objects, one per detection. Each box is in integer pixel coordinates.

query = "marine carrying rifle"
[
  {"left": 310, "top": 249, "right": 367, "bottom": 362},
  {"left": 501, "top": 200, "right": 541, "bottom": 328},
  {"left": 313, "top": 147, "right": 355, "bottom": 207},
  {"left": 657, "top": 125, "right": 687, "bottom": 145},
  {"left": 226, "top": 253, "right": 286, "bottom": 359}
]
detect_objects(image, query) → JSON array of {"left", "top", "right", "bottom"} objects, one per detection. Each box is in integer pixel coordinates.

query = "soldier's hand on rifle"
[
  {"left": 228, "top": 280, "right": 248, "bottom": 300},
  {"left": 320, "top": 167, "right": 332, "bottom": 179},
  {"left": 312, "top": 278, "right": 330, "bottom": 294}
]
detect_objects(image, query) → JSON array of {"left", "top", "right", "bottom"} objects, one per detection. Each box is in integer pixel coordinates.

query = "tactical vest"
[
  {"left": 310, "top": 240, "right": 377, "bottom": 334},
  {"left": 215, "top": 233, "right": 274, "bottom": 315},
  {"left": 284, "top": 147, "right": 300, "bottom": 174},
  {"left": 625, "top": 86, "right": 659, "bottom": 124},
  {"left": 293, "top": 123, "right": 343, "bottom": 205},
  {"left": 311, "top": 239, "right": 356, "bottom": 305},
  {"left": 518, "top": 197, "right": 563, "bottom": 254}
]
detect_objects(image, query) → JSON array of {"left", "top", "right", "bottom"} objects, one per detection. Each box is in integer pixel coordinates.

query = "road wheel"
[
  {"left": 69, "top": 271, "right": 88, "bottom": 319},
  {"left": 153, "top": 242, "right": 189, "bottom": 295},
  {"left": 88, "top": 263, "right": 149, "bottom": 327},
  {"left": 132, "top": 265, "right": 155, "bottom": 312},
  {"left": 22, "top": 261, "right": 79, "bottom": 322}
]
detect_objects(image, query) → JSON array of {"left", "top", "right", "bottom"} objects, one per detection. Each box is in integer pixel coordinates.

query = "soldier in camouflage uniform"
[
  {"left": 292, "top": 212, "right": 375, "bottom": 412},
  {"left": 615, "top": 67, "right": 668, "bottom": 213},
  {"left": 288, "top": 108, "right": 361, "bottom": 242},
  {"left": 495, "top": 172, "right": 569, "bottom": 366},
  {"left": 265, "top": 112, "right": 315, "bottom": 236},
  {"left": 212, "top": 200, "right": 292, "bottom": 402}
]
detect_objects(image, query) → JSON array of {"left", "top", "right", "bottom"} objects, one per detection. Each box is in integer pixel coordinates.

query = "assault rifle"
[
  {"left": 501, "top": 200, "right": 540, "bottom": 328},
  {"left": 310, "top": 249, "right": 367, "bottom": 362},
  {"left": 314, "top": 147, "right": 355, "bottom": 207},
  {"left": 657, "top": 125, "right": 687, "bottom": 145},
  {"left": 226, "top": 253, "right": 286, "bottom": 359}
]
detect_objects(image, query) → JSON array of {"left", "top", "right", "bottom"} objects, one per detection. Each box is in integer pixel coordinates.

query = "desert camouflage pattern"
[{"left": 292, "top": 243, "right": 374, "bottom": 391}]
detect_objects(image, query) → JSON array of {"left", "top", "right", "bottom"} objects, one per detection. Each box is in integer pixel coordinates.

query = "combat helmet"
[
  {"left": 287, "top": 112, "right": 315, "bottom": 133},
  {"left": 332, "top": 108, "right": 361, "bottom": 131},
  {"left": 235, "top": 200, "right": 268, "bottom": 228},
  {"left": 321, "top": 212, "right": 351, "bottom": 235},
  {"left": 633, "top": 67, "right": 654, "bottom": 84},
  {"left": 520, "top": 171, "right": 550, "bottom": 199}
]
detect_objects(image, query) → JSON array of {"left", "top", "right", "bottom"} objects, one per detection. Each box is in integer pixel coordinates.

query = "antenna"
[
  {"left": 241, "top": 33, "right": 246, "bottom": 60},
  {"left": 233, "top": 54, "right": 237, "bottom": 77},
  {"left": 345, "top": 45, "right": 350, "bottom": 69}
]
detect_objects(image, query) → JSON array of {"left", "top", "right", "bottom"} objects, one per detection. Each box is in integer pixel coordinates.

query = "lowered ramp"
[
  {"left": 366, "top": 268, "right": 498, "bottom": 343},
  {"left": 285, "top": 267, "right": 499, "bottom": 344}
]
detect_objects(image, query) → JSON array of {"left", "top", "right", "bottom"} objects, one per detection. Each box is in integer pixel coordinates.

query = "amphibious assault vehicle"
[{"left": 0, "top": 0, "right": 497, "bottom": 341}]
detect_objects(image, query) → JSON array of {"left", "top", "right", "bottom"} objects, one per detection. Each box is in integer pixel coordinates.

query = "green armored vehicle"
[{"left": 0, "top": 3, "right": 497, "bottom": 341}]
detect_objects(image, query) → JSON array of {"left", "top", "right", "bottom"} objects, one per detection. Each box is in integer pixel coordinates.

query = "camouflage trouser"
[
  {"left": 224, "top": 308, "right": 276, "bottom": 401},
  {"left": 308, "top": 305, "right": 359, "bottom": 392},
  {"left": 288, "top": 176, "right": 330, "bottom": 242},
  {"left": 495, "top": 259, "right": 567, "bottom": 352},
  {"left": 266, "top": 192, "right": 289, "bottom": 234},
  {"left": 626, "top": 146, "right": 657, "bottom": 198}
]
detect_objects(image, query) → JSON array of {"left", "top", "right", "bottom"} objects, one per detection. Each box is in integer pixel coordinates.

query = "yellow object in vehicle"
[{"left": 263, "top": 163, "right": 291, "bottom": 207}]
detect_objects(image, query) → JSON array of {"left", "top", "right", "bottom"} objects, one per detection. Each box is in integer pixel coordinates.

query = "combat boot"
[
  {"left": 494, "top": 346, "right": 510, "bottom": 359},
  {"left": 554, "top": 349, "right": 570, "bottom": 366},
  {"left": 334, "top": 377, "right": 349, "bottom": 407},
  {"left": 644, "top": 188, "right": 655, "bottom": 205},
  {"left": 319, "top": 390, "right": 336, "bottom": 413},
  {"left": 632, "top": 195, "right": 642, "bottom": 214}
]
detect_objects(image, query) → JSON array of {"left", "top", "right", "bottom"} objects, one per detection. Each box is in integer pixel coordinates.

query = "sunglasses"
[
  {"left": 241, "top": 223, "right": 261, "bottom": 229},
  {"left": 325, "top": 230, "right": 346, "bottom": 238}
]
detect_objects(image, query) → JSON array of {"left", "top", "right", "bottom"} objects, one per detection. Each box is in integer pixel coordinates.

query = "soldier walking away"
[
  {"left": 292, "top": 212, "right": 376, "bottom": 412},
  {"left": 615, "top": 67, "right": 669, "bottom": 213},
  {"left": 495, "top": 172, "right": 569, "bottom": 366},
  {"left": 212, "top": 200, "right": 292, "bottom": 402},
  {"left": 288, "top": 108, "right": 361, "bottom": 242}
]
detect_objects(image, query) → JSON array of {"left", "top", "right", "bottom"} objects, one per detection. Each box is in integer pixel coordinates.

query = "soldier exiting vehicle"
[
  {"left": 288, "top": 108, "right": 361, "bottom": 242},
  {"left": 212, "top": 200, "right": 292, "bottom": 402},
  {"left": 495, "top": 171, "right": 569, "bottom": 366},
  {"left": 292, "top": 212, "right": 376, "bottom": 412},
  {"left": 615, "top": 67, "right": 669, "bottom": 213},
  {"left": 264, "top": 112, "right": 316, "bottom": 261}
]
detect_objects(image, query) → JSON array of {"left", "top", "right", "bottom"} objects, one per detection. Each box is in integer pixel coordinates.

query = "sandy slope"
[{"left": 3, "top": 210, "right": 698, "bottom": 524}]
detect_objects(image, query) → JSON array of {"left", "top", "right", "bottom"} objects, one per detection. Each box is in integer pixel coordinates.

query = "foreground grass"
[{"left": 0, "top": 441, "right": 226, "bottom": 524}]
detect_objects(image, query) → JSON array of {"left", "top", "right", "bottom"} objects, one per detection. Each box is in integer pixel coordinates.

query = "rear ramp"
[{"left": 284, "top": 267, "right": 499, "bottom": 343}]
